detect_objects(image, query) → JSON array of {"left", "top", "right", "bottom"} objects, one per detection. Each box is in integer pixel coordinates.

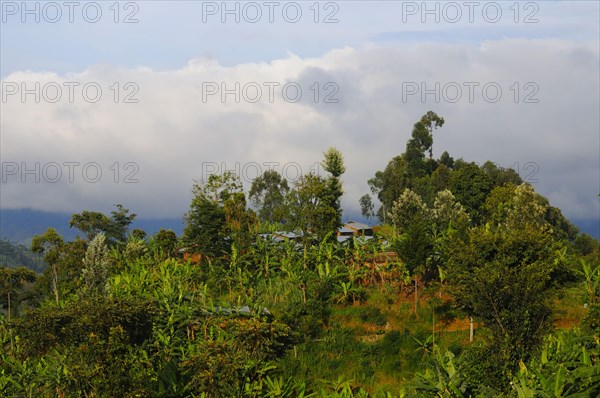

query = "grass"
[{"left": 274, "top": 280, "right": 589, "bottom": 394}]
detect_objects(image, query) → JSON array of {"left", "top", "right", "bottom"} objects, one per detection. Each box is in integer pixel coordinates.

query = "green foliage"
[
  {"left": 183, "top": 317, "right": 293, "bottom": 397},
  {"left": 359, "top": 194, "right": 375, "bottom": 220},
  {"left": 250, "top": 169, "right": 290, "bottom": 223},
  {"left": 0, "top": 266, "right": 36, "bottom": 321},
  {"left": 513, "top": 330, "right": 600, "bottom": 397},
  {"left": 13, "top": 296, "right": 157, "bottom": 358},
  {"left": 184, "top": 173, "right": 258, "bottom": 257},
  {"left": 446, "top": 223, "right": 559, "bottom": 390},
  {"left": 389, "top": 189, "right": 430, "bottom": 234},
  {"left": 183, "top": 178, "right": 229, "bottom": 257},
  {"left": 573, "top": 234, "right": 599, "bottom": 257},
  {"left": 394, "top": 221, "right": 433, "bottom": 277},
  {"left": 69, "top": 204, "right": 136, "bottom": 244},
  {"left": 448, "top": 162, "right": 492, "bottom": 224},
  {"left": 0, "top": 239, "right": 45, "bottom": 272},
  {"left": 281, "top": 299, "right": 331, "bottom": 342},
  {"left": 356, "top": 306, "right": 387, "bottom": 327},
  {"left": 285, "top": 173, "right": 340, "bottom": 243},
  {"left": 431, "top": 190, "right": 470, "bottom": 233},
  {"left": 150, "top": 228, "right": 179, "bottom": 259},
  {"left": 2, "top": 116, "right": 596, "bottom": 397},
  {"left": 322, "top": 147, "right": 346, "bottom": 178},
  {"left": 81, "top": 233, "right": 110, "bottom": 294},
  {"left": 31, "top": 229, "right": 86, "bottom": 304}
]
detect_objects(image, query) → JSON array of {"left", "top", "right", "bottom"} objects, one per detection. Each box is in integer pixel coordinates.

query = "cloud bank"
[{"left": 1, "top": 39, "right": 598, "bottom": 222}]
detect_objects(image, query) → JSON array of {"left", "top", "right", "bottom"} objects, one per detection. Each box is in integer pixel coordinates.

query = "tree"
[
  {"left": 31, "top": 228, "right": 65, "bottom": 305},
  {"left": 203, "top": 171, "right": 243, "bottom": 203},
  {"left": 369, "top": 157, "right": 410, "bottom": 222},
  {"left": 448, "top": 162, "right": 492, "bottom": 224},
  {"left": 285, "top": 149, "right": 346, "bottom": 243},
  {"left": 430, "top": 163, "right": 451, "bottom": 193},
  {"left": 484, "top": 183, "right": 518, "bottom": 225},
  {"left": 369, "top": 112, "right": 445, "bottom": 222},
  {"left": 183, "top": 172, "right": 256, "bottom": 257},
  {"left": 69, "top": 204, "right": 136, "bottom": 245},
  {"left": 439, "top": 151, "right": 454, "bottom": 169},
  {"left": 405, "top": 111, "right": 444, "bottom": 177},
  {"left": 183, "top": 181, "right": 228, "bottom": 257},
  {"left": 388, "top": 189, "right": 432, "bottom": 313},
  {"left": 108, "top": 204, "right": 137, "bottom": 243},
  {"left": 81, "top": 233, "right": 110, "bottom": 295},
  {"left": 223, "top": 192, "right": 259, "bottom": 252},
  {"left": 69, "top": 211, "right": 110, "bottom": 241},
  {"left": 131, "top": 228, "right": 147, "bottom": 241},
  {"left": 0, "top": 266, "right": 36, "bottom": 321},
  {"left": 431, "top": 189, "right": 470, "bottom": 232},
  {"left": 420, "top": 111, "right": 445, "bottom": 159},
  {"left": 249, "top": 169, "right": 289, "bottom": 223},
  {"left": 285, "top": 173, "right": 337, "bottom": 243},
  {"left": 503, "top": 183, "right": 551, "bottom": 232},
  {"left": 150, "top": 229, "right": 178, "bottom": 258},
  {"left": 446, "top": 221, "right": 559, "bottom": 389},
  {"left": 321, "top": 147, "right": 346, "bottom": 233},
  {"left": 388, "top": 188, "right": 430, "bottom": 234},
  {"left": 359, "top": 194, "right": 375, "bottom": 220},
  {"left": 321, "top": 146, "right": 346, "bottom": 178},
  {"left": 481, "top": 161, "right": 522, "bottom": 187},
  {"left": 394, "top": 220, "right": 433, "bottom": 312}
]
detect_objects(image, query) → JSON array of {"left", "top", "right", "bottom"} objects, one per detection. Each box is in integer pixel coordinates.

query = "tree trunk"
[
  {"left": 7, "top": 292, "right": 11, "bottom": 322},
  {"left": 414, "top": 277, "right": 418, "bottom": 314},
  {"left": 432, "top": 309, "right": 435, "bottom": 345},
  {"left": 52, "top": 264, "right": 59, "bottom": 305},
  {"left": 469, "top": 317, "right": 474, "bottom": 343}
]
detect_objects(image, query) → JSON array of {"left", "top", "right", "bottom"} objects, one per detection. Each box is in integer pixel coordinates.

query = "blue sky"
[
  {"left": 3, "top": 1, "right": 599, "bottom": 74},
  {"left": 1, "top": 1, "right": 599, "bottom": 228}
]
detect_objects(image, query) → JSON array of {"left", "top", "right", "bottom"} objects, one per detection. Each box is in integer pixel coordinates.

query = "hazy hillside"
[
  {"left": 0, "top": 209, "right": 185, "bottom": 246},
  {"left": 0, "top": 239, "right": 46, "bottom": 272}
]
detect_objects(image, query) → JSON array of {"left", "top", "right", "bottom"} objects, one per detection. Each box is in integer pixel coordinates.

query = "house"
[
  {"left": 341, "top": 221, "right": 374, "bottom": 237},
  {"left": 336, "top": 221, "right": 374, "bottom": 244},
  {"left": 258, "top": 230, "right": 303, "bottom": 243}
]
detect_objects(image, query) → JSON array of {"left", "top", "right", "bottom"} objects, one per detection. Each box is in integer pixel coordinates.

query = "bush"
[
  {"left": 280, "top": 299, "right": 331, "bottom": 342},
  {"left": 581, "top": 304, "right": 600, "bottom": 336},
  {"left": 357, "top": 306, "right": 387, "bottom": 327}
]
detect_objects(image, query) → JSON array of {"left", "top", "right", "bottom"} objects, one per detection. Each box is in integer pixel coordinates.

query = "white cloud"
[{"left": 1, "top": 38, "right": 598, "bottom": 223}]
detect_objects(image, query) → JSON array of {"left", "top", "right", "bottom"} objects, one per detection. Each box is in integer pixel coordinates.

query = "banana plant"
[{"left": 577, "top": 259, "right": 600, "bottom": 305}]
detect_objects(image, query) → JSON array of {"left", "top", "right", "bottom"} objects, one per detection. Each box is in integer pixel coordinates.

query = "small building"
[
  {"left": 338, "top": 221, "right": 374, "bottom": 237},
  {"left": 336, "top": 221, "right": 375, "bottom": 244}
]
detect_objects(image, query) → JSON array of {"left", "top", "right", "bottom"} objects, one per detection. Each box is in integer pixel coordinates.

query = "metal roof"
[{"left": 344, "top": 221, "right": 372, "bottom": 230}]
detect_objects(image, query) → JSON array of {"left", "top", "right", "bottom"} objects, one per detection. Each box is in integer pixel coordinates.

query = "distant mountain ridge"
[
  {"left": 0, "top": 209, "right": 184, "bottom": 246},
  {"left": 0, "top": 208, "right": 597, "bottom": 246}
]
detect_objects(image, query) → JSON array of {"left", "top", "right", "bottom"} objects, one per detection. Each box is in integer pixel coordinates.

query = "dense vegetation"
[
  {"left": 1, "top": 113, "right": 599, "bottom": 397},
  {"left": 0, "top": 239, "right": 45, "bottom": 272}
]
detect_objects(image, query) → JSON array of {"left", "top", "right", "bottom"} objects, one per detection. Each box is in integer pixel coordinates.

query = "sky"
[{"left": 1, "top": 0, "right": 599, "bottom": 226}]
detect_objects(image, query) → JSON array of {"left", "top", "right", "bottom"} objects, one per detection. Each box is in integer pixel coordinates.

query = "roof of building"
[
  {"left": 344, "top": 221, "right": 372, "bottom": 231},
  {"left": 338, "top": 227, "right": 354, "bottom": 234},
  {"left": 337, "top": 235, "right": 374, "bottom": 244}
]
